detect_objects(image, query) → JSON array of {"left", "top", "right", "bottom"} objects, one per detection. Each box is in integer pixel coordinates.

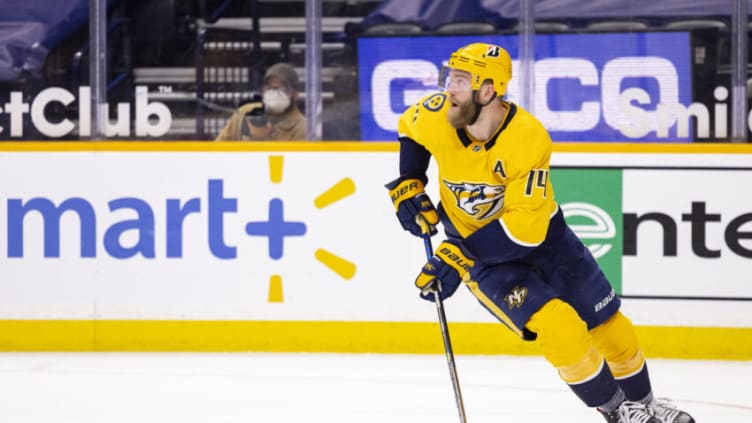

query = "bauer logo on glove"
[
  {"left": 389, "top": 179, "right": 420, "bottom": 203},
  {"left": 385, "top": 177, "right": 439, "bottom": 237},
  {"left": 437, "top": 244, "right": 473, "bottom": 273},
  {"left": 415, "top": 241, "right": 474, "bottom": 302}
]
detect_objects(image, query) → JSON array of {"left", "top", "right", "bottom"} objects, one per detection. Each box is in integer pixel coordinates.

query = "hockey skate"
[
  {"left": 600, "top": 401, "right": 660, "bottom": 423},
  {"left": 647, "top": 398, "right": 695, "bottom": 423}
]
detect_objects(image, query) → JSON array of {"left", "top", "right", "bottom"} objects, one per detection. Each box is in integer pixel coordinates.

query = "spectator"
[{"left": 215, "top": 63, "right": 306, "bottom": 141}]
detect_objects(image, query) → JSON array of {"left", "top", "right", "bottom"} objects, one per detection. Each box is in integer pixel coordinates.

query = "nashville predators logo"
[
  {"left": 504, "top": 286, "right": 528, "bottom": 309},
  {"left": 443, "top": 180, "right": 505, "bottom": 219}
]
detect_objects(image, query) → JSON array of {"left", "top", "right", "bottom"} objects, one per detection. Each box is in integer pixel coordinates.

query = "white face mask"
[{"left": 263, "top": 89, "right": 291, "bottom": 114}]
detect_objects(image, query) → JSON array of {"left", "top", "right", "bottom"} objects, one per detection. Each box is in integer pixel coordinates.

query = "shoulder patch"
[{"left": 423, "top": 93, "right": 446, "bottom": 112}]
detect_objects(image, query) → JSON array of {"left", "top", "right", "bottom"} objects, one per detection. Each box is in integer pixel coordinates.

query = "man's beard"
[{"left": 447, "top": 97, "right": 477, "bottom": 129}]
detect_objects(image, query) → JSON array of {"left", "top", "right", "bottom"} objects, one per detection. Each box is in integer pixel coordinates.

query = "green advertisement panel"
[{"left": 550, "top": 169, "right": 623, "bottom": 293}]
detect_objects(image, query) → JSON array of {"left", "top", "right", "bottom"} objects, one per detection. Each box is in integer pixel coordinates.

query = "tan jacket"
[{"left": 214, "top": 102, "right": 307, "bottom": 141}]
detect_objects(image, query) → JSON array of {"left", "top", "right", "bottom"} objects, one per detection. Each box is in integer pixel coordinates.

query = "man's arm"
[
  {"left": 385, "top": 103, "right": 439, "bottom": 237},
  {"left": 215, "top": 112, "right": 241, "bottom": 141},
  {"left": 397, "top": 135, "right": 431, "bottom": 182},
  {"left": 215, "top": 102, "right": 264, "bottom": 141}
]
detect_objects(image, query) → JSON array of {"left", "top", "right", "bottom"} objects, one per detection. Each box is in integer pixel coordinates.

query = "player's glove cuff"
[
  {"left": 415, "top": 241, "right": 474, "bottom": 302},
  {"left": 434, "top": 241, "right": 474, "bottom": 278},
  {"left": 386, "top": 177, "right": 439, "bottom": 237}
]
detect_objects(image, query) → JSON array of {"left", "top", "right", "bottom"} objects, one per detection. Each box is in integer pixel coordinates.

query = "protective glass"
[{"left": 438, "top": 66, "right": 473, "bottom": 92}]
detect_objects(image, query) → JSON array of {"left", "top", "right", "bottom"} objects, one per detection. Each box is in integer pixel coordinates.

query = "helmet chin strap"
[{"left": 468, "top": 90, "right": 498, "bottom": 126}]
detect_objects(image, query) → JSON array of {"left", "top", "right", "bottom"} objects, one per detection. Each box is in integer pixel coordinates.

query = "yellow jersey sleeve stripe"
[{"left": 465, "top": 281, "right": 523, "bottom": 337}]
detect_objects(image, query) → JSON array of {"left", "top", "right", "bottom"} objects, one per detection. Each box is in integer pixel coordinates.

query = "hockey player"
[{"left": 386, "top": 43, "right": 695, "bottom": 423}]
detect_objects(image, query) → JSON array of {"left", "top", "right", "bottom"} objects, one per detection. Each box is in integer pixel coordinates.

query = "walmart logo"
[
  {"left": 2, "top": 155, "right": 357, "bottom": 303},
  {"left": 246, "top": 198, "right": 306, "bottom": 260},
  {"left": 257, "top": 156, "right": 357, "bottom": 302}
]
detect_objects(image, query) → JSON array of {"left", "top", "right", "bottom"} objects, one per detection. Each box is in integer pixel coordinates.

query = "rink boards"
[{"left": 0, "top": 142, "right": 750, "bottom": 359}]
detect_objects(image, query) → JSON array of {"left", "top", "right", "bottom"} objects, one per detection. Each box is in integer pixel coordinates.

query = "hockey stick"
[{"left": 418, "top": 219, "right": 468, "bottom": 423}]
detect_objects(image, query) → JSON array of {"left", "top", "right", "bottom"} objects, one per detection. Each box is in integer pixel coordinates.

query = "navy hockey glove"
[
  {"left": 415, "top": 241, "right": 474, "bottom": 302},
  {"left": 386, "top": 177, "right": 439, "bottom": 237}
]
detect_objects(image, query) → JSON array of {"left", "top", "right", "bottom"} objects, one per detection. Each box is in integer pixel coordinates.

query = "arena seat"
[
  {"left": 586, "top": 20, "right": 649, "bottom": 31},
  {"left": 363, "top": 22, "right": 424, "bottom": 35},
  {"left": 665, "top": 19, "right": 728, "bottom": 31},
  {"left": 435, "top": 21, "right": 497, "bottom": 34}
]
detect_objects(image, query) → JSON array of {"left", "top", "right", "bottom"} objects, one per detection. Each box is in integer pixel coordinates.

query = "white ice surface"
[{"left": 0, "top": 353, "right": 749, "bottom": 422}]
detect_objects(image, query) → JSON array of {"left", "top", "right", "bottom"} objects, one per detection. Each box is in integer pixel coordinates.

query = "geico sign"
[
  {"left": 0, "top": 86, "right": 172, "bottom": 138},
  {"left": 371, "top": 58, "right": 734, "bottom": 139}
]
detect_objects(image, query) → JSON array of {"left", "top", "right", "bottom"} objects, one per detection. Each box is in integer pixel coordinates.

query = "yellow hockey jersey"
[{"left": 396, "top": 92, "right": 558, "bottom": 260}]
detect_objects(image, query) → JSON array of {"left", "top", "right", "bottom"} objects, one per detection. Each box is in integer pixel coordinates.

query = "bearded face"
[
  {"left": 444, "top": 69, "right": 478, "bottom": 129},
  {"left": 447, "top": 93, "right": 477, "bottom": 129}
]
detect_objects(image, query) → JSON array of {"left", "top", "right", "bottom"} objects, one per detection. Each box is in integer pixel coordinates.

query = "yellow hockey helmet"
[{"left": 439, "top": 43, "right": 512, "bottom": 97}]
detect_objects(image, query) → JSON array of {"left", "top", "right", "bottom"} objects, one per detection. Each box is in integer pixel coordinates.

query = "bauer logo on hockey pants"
[{"left": 595, "top": 289, "right": 617, "bottom": 312}]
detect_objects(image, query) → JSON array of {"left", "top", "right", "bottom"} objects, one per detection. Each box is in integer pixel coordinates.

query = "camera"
[
  {"left": 248, "top": 109, "right": 268, "bottom": 127},
  {"left": 241, "top": 94, "right": 268, "bottom": 127}
]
